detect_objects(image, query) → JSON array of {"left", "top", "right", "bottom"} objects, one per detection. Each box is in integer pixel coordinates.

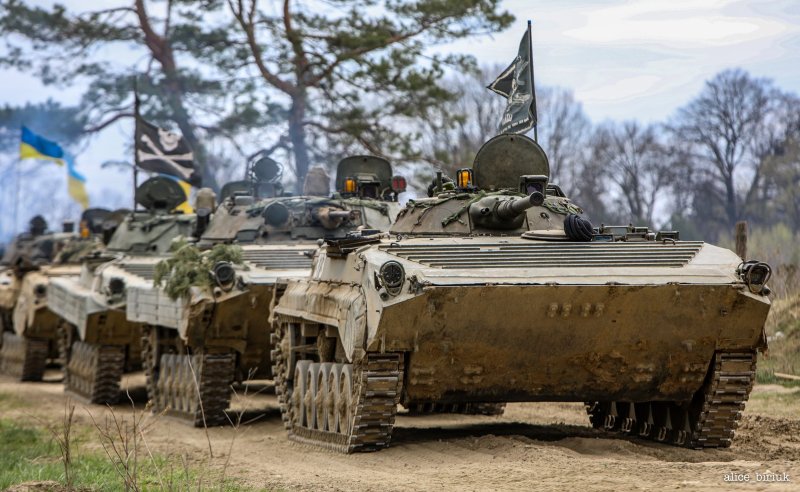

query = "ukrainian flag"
[
  {"left": 65, "top": 155, "right": 90, "bottom": 210},
  {"left": 20, "top": 126, "right": 65, "bottom": 164},
  {"left": 20, "top": 126, "right": 89, "bottom": 209}
]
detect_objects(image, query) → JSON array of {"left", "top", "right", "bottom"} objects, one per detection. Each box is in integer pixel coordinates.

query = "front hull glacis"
[
  {"left": 377, "top": 283, "right": 768, "bottom": 404},
  {"left": 355, "top": 239, "right": 771, "bottom": 406},
  {"left": 272, "top": 237, "right": 771, "bottom": 452},
  {"left": 126, "top": 243, "right": 316, "bottom": 379}
]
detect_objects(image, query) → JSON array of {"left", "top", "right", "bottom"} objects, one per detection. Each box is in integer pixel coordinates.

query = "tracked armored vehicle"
[
  {"left": 0, "top": 212, "right": 111, "bottom": 380},
  {"left": 48, "top": 178, "right": 197, "bottom": 403},
  {"left": 270, "top": 134, "right": 772, "bottom": 453},
  {"left": 128, "top": 156, "right": 406, "bottom": 426},
  {"left": 0, "top": 216, "right": 52, "bottom": 336}
]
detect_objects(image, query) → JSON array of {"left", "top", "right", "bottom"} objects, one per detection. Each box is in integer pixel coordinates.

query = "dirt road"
[{"left": 1, "top": 372, "right": 798, "bottom": 491}]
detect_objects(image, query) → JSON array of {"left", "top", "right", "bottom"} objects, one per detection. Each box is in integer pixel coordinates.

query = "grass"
[
  {"left": 0, "top": 418, "right": 127, "bottom": 490},
  {"left": 747, "top": 387, "right": 800, "bottom": 419},
  {"left": 0, "top": 409, "right": 250, "bottom": 491},
  {"left": 0, "top": 390, "right": 26, "bottom": 409},
  {"left": 756, "top": 295, "right": 800, "bottom": 386}
]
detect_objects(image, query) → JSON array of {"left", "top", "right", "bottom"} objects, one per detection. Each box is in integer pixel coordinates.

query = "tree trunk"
[
  {"left": 724, "top": 175, "right": 738, "bottom": 227},
  {"left": 289, "top": 96, "right": 310, "bottom": 194}
]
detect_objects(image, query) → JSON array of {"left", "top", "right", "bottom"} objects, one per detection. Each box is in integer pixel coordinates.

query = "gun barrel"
[
  {"left": 327, "top": 210, "right": 358, "bottom": 220},
  {"left": 496, "top": 192, "right": 540, "bottom": 220}
]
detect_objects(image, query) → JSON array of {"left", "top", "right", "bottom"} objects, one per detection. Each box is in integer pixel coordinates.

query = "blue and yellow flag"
[
  {"left": 65, "top": 155, "right": 90, "bottom": 210},
  {"left": 20, "top": 126, "right": 89, "bottom": 209},
  {"left": 20, "top": 126, "right": 65, "bottom": 165}
]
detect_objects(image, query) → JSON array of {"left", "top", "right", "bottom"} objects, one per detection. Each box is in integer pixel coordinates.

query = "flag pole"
[
  {"left": 14, "top": 153, "right": 21, "bottom": 234},
  {"left": 528, "top": 20, "right": 538, "bottom": 143},
  {"left": 133, "top": 76, "right": 140, "bottom": 212}
]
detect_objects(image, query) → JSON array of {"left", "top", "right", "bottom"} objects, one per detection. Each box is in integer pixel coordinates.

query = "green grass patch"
[
  {"left": 0, "top": 390, "right": 26, "bottom": 409},
  {"left": 755, "top": 366, "right": 800, "bottom": 387},
  {"left": 0, "top": 418, "right": 248, "bottom": 491}
]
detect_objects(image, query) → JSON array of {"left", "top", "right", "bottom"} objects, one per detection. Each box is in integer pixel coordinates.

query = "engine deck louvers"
[
  {"left": 380, "top": 241, "right": 704, "bottom": 269},
  {"left": 118, "top": 263, "right": 156, "bottom": 280},
  {"left": 242, "top": 249, "right": 314, "bottom": 270}
]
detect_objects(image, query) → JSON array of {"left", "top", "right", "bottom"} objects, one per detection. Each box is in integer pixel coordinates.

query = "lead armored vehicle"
[
  {"left": 128, "top": 156, "right": 406, "bottom": 426},
  {"left": 0, "top": 212, "right": 111, "bottom": 380},
  {"left": 48, "top": 178, "right": 198, "bottom": 403},
  {"left": 270, "top": 134, "right": 772, "bottom": 453}
]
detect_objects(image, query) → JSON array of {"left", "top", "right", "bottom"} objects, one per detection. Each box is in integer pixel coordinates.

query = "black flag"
[
  {"left": 488, "top": 23, "right": 537, "bottom": 135},
  {"left": 134, "top": 117, "right": 200, "bottom": 187}
]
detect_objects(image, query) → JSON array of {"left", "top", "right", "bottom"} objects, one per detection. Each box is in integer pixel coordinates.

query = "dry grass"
[{"left": 758, "top": 295, "right": 800, "bottom": 383}]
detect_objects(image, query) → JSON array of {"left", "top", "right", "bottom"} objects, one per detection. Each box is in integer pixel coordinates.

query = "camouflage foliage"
[{"left": 154, "top": 241, "right": 245, "bottom": 300}]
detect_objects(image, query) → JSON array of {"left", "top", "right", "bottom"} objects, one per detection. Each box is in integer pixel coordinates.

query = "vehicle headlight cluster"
[
  {"left": 213, "top": 261, "right": 237, "bottom": 292},
  {"left": 379, "top": 261, "right": 405, "bottom": 296}
]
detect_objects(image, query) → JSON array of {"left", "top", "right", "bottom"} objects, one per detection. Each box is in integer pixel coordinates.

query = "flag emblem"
[
  {"left": 19, "top": 126, "right": 89, "bottom": 209},
  {"left": 135, "top": 118, "right": 200, "bottom": 187},
  {"left": 488, "top": 24, "right": 538, "bottom": 135}
]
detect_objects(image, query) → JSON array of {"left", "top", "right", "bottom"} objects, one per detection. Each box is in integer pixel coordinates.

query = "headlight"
[
  {"left": 737, "top": 261, "right": 772, "bottom": 295},
  {"left": 34, "top": 284, "right": 47, "bottom": 297},
  {"left": 379, "top": 261, "right": 405, "bottom": 295},
  {"left": 213, "top": 261, "right": 236, "bottom": 292},
  {"left": 108, "top": 277, "right": 126, "bottom": 296}
]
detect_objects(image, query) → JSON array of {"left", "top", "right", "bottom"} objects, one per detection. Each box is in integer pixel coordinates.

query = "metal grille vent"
[
  {"left": 381, "top": 241, "right": 704, "bottom": 269},
  {"left": 119, "top": 263, "right": 156, "bottom": 280},
  {"left": 242, "top": 249, "right": 314, "bottom": 269}
]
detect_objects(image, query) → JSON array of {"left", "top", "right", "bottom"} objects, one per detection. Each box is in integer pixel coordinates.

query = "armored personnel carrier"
[
  {"left": 48, "top": 178, "right": 197, "bottom": 403},
  {"left": 270, "top": 134, "right": 772, "bottom": 453},
  {"left": 0, "top": 216, "right": 52, "bottom": 335},
  {"left": 0, "top": 212, "right": 112, "bottom": 380},
  {"left": 128, "top": 155, "right": 406, "bottom": 426}
]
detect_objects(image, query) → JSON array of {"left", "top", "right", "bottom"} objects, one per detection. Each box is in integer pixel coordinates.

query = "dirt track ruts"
[{"left": 1, "top": 372, "right": 798, "bottom": 491}]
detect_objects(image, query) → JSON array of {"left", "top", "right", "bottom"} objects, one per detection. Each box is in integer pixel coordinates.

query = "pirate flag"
[
  {"left": 488, "top": 23, "right": 537, "bottom": 135},
  {"left": 135, "top": 117, "right": 201, "bottom": 187}
]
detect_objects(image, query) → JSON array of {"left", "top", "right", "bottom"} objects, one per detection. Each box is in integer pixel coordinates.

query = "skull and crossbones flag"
[
  {"left": 135, "top": 117, "right": 201, "bottom": 187},
  {"left": 488, "top": 22, "right": 537, "bottom": 135}
]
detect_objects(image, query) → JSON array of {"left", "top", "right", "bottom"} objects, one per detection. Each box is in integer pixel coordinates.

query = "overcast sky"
[{"left": 2, "top": 0, "right": 800, "bottom": 232}]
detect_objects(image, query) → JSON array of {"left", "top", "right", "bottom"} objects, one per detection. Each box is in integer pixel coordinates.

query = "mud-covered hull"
[
  {"left": 276, "top": 238, "right": 772, "bottom": 407},
  {"left": 13, "top": 267, "right": 80, "bottom": 342},
  {"left": 377, "top": 283, "right": 768, "bottom": 404},
  {"left": 127, "top": 284, "right": 274, "bottom": 378},
  {"left": 0, "top": 268, "right": 20, "bottom": 312}
]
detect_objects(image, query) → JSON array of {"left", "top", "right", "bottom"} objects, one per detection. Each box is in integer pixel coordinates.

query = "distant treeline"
[{"left": 423, "top": 67, "right": 800, "bottom": 243}]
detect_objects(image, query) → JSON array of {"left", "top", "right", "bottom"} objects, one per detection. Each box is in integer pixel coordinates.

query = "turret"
[{"left": 335, "top": 155, "right": 406, "bottom": 201}]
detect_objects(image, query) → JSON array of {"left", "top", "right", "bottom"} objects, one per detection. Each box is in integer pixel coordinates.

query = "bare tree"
[
  {"left": 418, "top": 65, "right": 506, "bottom": 176},
  {"left": 591, "top": 121, "right": 671, "bottom": 226},
  {"left": 670, "top": 69, "right": 774, "bottom": 228},
  {"left": 417, "top": 67, "right": 592, "bottom": 195},
  {"left": 536, "top": 86, "right": 591, "bottom": 193}
]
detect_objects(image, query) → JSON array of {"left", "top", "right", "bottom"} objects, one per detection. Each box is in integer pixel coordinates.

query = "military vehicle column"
[
  {"left": 47, "top": 177, "right": 199, "bottom": 403},
  {"left": 0, "top": 212, "right": 113, "bottom": 381}
]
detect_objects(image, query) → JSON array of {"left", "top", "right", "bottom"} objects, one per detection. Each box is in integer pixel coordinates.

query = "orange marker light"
[
  {"left": 344, "top": 177, "right": 357, "bottom": 194},
  {"left": 457, "top": 168, "right": 473, "bottom": 189}
]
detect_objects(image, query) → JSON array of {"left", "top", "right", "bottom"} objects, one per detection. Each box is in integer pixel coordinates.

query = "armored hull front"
[
  {"left": 270, "top": 134, "right": 773, "bottom": 453},
  {"left": 0, "top": 265, "right": 80, "bottom": 380},
  {"left": 127, "top": 244, "right": 314, "bottom": 375},
  {"left": 135, "top": 158, "right": 405, "bottom": 427}
]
